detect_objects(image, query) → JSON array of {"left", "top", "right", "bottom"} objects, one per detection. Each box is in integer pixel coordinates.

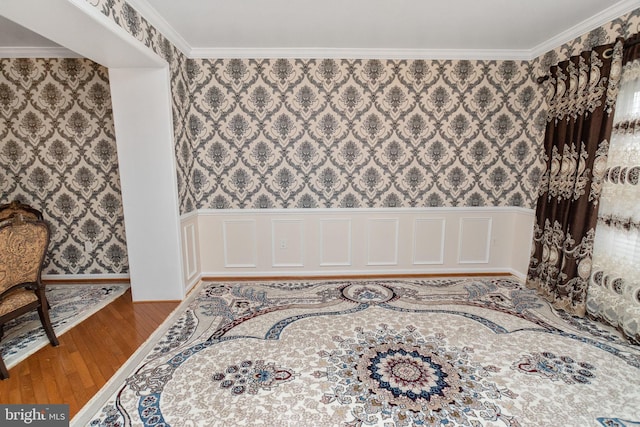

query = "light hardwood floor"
[{"left": 0, "top": 288, "right": 179, "bottom": 418}]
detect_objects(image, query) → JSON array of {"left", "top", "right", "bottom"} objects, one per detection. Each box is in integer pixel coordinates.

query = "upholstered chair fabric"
[{"left": 0, "top": 218, "right": 49, "bottom": 291}]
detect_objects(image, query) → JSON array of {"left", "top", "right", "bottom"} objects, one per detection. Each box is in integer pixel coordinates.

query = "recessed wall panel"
[
  {"left": 413, "top": 218, "right": 445, "bottom": 265},
  {"left": 458, "top": 217, "right": 492, "bottom": 264},
  {"left": 223, "top": 220, "right": 257, "bottom": 267},
  {"left": 367, "top": 218, "right": 399, "bottom": 266},
  {"left": 320, "top": 219, "right": 352, "bottom": 266},
  {"left": 272, "top": 219, "right": 304, "bottom": 267}
]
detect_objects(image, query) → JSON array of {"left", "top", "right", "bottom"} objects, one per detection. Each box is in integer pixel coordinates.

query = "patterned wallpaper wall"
[
  {"left": 183, "top": 58, "right": 545, "bottom": 210},
  {"left": 2, "top": 1, "right": 637, "bottom": 277},
  {"left": 0, "top": 58, "right": 128, "bottom": 275},
  {"left": 86, "top": 0, "right": 640, "bottom": 215}
]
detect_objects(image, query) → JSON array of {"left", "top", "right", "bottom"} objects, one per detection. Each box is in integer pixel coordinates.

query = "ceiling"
[
  {"left": 1, "top": 0, "right": 640, "bottom": 59},
  {"left": 0, "top": 15, "right": 78, "bottom": 58}
]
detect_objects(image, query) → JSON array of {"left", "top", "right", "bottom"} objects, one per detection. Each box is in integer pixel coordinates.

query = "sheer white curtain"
[{"left": 587, "top": 58, "right": 640, "bottom": 343}]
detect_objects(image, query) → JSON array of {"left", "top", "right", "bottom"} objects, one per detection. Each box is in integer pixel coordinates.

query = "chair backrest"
[
  {"left": 0, "top": 201, "right": 43, "bottom": 222},
  {"left": 0, "top": 216, "right": 50, "bottom": 297}
]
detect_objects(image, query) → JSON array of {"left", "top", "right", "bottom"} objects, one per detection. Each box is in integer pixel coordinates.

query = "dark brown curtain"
[{"left": 527, "top": 39, "right": 624, "bottom": 316}]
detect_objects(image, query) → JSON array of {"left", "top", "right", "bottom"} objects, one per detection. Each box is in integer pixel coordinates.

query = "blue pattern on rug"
[{"left": 597, "top": 419, "right": 640, "bottom": 426}]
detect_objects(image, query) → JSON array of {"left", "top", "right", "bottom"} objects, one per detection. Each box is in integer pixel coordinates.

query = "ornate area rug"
[
  {"left": 1, "top": 283, "right": 129, "bottom": 369},
  {"left": 76, "top": 277, "right": 640, "bottom": 427}
]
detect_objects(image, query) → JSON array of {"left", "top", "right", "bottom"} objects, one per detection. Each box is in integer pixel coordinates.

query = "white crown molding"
[
  {"left": 125, "top": 0, "right": 191, "bottom": 56},
  {"left": 530, "top": 0, "right": 640, "bottom": 59},
  {"left": 188, "top": 47, "right": 533, "bottom": 61},
  {"left": 0, "top": 46, "right": 81, "bottom": 58}
]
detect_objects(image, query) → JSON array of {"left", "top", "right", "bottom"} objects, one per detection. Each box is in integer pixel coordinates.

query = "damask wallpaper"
[
  {"left": 0, "top": 58, "right": 128, "bottom": 275},
  {"left": 184, "top": 58, "right": 545, "bottom": 210},
  {"left": 87, "top": 0, "right": 640, "bottom": 214}
]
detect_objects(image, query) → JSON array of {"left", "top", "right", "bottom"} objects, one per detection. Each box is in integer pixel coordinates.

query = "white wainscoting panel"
[
  {"left": 184, "top": 223, "right": 198, "bottom": 279},
  {"left": 180, "top": 209, "right": 200, "bottom": 292},
  {"left": 320, "top": 218, "right": 352, "bottom": 266},
  {"left": 223, "top": 219, "right": 257, "bottom": 268},
  {"left": 413, "top": 218, "right": 445, "bottom": 265},
  {"left": 458, "top": 217, "right": 492, "bottom": 264},
  {"left": 188, "top": 207, "right": 535, "bottom": 279},
  {"left": 272, "top": 219, "right": 304, "bottom": 267},
  {"left": 367, "top": 218, "right": 399, "bottom": 266}
]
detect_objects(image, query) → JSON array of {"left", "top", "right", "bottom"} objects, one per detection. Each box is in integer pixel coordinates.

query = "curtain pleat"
[{"left": 527, "top": 39, "right": 623, "bottom": 316}]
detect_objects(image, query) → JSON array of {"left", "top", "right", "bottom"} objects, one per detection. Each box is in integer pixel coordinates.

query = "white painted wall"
[
  {"left": 109, "top": 67, "right": 184, "bottom": 301},
  {"left": 181, "top": 207, "right": 535, "bottom": 291},
  {"left": 0, "top": 0, "right": 186, "bottom": 301}
]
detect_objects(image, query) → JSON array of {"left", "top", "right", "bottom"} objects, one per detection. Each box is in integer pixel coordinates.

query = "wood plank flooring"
[{"left": 0, "top": 288, "right": 179, "bottom": 418}]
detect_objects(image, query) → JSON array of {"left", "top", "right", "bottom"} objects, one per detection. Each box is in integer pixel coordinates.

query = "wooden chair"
[
  {"left": 0, "top": 215, "right": 58, "bottom": 379},
  {"left": 0, "top": 200, "right": 44, "bottom": 222}
]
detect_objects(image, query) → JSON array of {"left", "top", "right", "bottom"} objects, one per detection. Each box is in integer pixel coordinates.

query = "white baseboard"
[
  {"left": 198, "top": 267, "right": 520, "bottom": 280},
  {"left": 42, "top": 273, "right": 130, "bottom": 283}
]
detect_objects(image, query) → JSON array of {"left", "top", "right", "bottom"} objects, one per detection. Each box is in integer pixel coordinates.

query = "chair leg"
[
  {"left": 36, "top": 284, "right": 58, "bottom": 347},
  {"left": 0, "top": 355, "right": 8, "bottom": 380},
  {"left": 37, "top": 302, "right": 59, "bottom": 347},
  {"left": 0, "top": 324, "right": 8, "bottom": 379}
]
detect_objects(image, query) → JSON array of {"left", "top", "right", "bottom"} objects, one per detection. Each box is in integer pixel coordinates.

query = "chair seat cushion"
[{"left": 0, "top": 289, "right": 38, "bottom": 316}]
